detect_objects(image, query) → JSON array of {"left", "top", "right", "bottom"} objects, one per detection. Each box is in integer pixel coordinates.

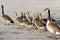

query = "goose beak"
[
  {"left": 44, "top": 8, "right": 47, "bottom": 11},
  {"left": 43, "top": 8, "right": 49, "bottom": 11}
]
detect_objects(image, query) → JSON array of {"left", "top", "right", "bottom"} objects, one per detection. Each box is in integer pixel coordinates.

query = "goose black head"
[
  {"left": 1, "top": 5, "right": 4, "bottom": 8},
  {"left": 44, "top": 8, "right": 50, "bottom": 11}
]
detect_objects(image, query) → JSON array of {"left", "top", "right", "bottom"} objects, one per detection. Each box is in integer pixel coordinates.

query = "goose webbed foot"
[
  {"left": 47, "top": 34, "right": 58, "bottom": 39},
  {"left": 47, "top": 36, "right": 52, "bottom": 38},
  {"left": 52, "top": 37, "right": 58, "bottom": 39},
  {"left": 35, "top": 27, "right": 38, "bottom": 29},
  {"left": 6, "top": 23, "right": 10, "bottom": 26},
  {"left": 4, "top": 22, "right": 10, "bottom": 26},
  {"left": 47, "top": 36, "right": 58, "bottom": 39}
]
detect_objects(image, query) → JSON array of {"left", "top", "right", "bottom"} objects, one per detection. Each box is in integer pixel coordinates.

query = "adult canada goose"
[
  {"left": 44, "top": 8, "right": 60, "bottom": 39},
  {"left": 39, "top": 13, "right": 56, "bottom": 26},
  {"left": 15, "top": 13, "right": 24, "bottom": 26},
  {"left": 33, "top": 14, "right": 46, "bottom": 31},
  {"left": 1, "top": 5, "right": 14, "bottom": 25}
]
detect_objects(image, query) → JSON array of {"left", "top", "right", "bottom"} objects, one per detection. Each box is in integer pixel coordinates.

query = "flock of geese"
[{"left": 1, "top": 5, "right": 60, "bottom": 39}]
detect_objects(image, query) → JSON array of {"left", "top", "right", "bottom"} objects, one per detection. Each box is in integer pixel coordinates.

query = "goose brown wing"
[
  {"left": 2, "top": 15, "right": 13, "bottom": 21},
  {"left": 49, "top": 22, "right": 60, "bottom": 32}
]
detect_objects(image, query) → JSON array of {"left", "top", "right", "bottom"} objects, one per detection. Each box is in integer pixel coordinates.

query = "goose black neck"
[
  {"left": 1, "top": 5, "right": 4, "bottom": 15},
  {"left": 48, "top": 9, "right": 50, "bottom": 20}
]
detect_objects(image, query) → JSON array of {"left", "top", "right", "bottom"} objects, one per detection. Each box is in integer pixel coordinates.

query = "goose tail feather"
[
  {"left": 11, "top": 21, "right": 14, "bottom": 23},
  {"left": 56, "top": 32, "right": 60, "bottom": 34}
]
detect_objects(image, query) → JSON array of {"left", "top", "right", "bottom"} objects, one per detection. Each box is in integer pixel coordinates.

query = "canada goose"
[
  {"left": 23, "top": 13, "right": 34, "bottom": 28},
  {"left": 26, "top": 12, "right": 33, "bottom": 23},
  {"left": 15, "top": 13, "right": 24, "bottom": 26},
  {"left": 39, "top": 13, "right": 56, "bottom": 26},
  {"left": 38, "top": 13, "right": 46, "bottom": 26},
  {"left": 24, "top": 19, "right": 34, "bottom": 28},
  {"left": 33, "top": 14, "right": 46, "bottom": 31},
  {"left": 1, "top": 5, "right": 14, "bottom": 25},
  {"left": 20, "top": 12, "right": 24, "bottom": 19},
  {"left": 44, "top": 8, "right": 60, "bottom": 39},
  {"left": 23, "top": 13, "right": 27, "bottom": 20}
]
